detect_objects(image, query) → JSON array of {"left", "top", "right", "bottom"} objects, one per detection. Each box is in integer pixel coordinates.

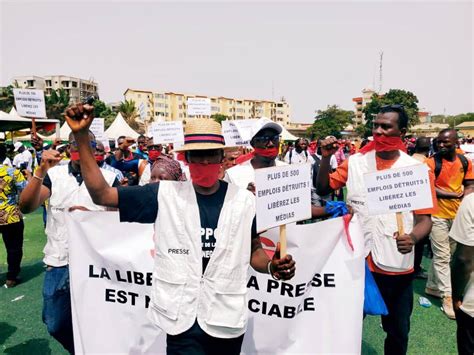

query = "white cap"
[
  {"left": 250, "top": 117, "right": 282, "bottom": 140},
  {"left": 13, "top": 142, "right": 23, "bottom": 152}
]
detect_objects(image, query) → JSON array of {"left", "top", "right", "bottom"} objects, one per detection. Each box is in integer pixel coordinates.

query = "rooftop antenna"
[
  {"left": 272, "top": 80, "right": 275, "bottom": 101},
  {"left": 378, "top": 51, "right": 384, "bottom": 94}
]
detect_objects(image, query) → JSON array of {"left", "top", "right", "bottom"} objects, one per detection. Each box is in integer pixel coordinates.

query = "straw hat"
[{"left": 174, "top": 118, "right": 226, "bottom": 151}]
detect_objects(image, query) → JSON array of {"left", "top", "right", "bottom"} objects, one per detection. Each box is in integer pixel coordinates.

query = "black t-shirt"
[{"left": 117, "top": 181, "right": 257, "bottom": 273}]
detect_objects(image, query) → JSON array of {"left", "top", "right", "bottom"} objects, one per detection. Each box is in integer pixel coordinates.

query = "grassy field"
[{"left": 0, "top": 210, "right": 458, "bottom": 354}]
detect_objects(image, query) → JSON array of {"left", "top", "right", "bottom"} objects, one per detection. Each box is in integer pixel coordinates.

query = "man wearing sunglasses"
[
  {"left": 224, "top": 117, "right": 285, "bottom": 191},
  {"left": 317, "top": 104, "right": 436, "bottom": 355},
  {"left": 18, "top": 131, "right": 120, "bottom": 354}
]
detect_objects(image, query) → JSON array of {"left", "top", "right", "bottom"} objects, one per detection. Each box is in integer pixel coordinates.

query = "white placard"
[
  {"left": 90, "top": 118, "right": 104, "bottom": 137},
  {"left": 461, "top": 144, "right": 474, "bottom": 153},
  {"left": 150, "top": 121, "right": 185, "bottom": 144},
  {"left": 90, "top": 118, "right": 109, "bottom": 151},
  {"left": 138, "top": 102, "right": 146, "bottom": 121},
  {"left": 255, "top": 164, "right": 312, "bottom": 231},
  {"left": 364, "top": 164, "right": 433, "bottom": 215},
  {"left": 13, "top": 89, "right": 46, "bottom": 118},
  {"left": 187, "top": 98, "right": 211, "bottom": 116},
  {"left": 222, "top": 120, "right": 251, "bottom": 147},
  {"left": 233, "top": 119, "right": 258, "bottom": 141}
]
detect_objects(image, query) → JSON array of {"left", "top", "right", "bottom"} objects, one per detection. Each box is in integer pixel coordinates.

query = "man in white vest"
[
  {"left": 316, "top": 105, "right": 435, "bottom": 355},
  {"left": 19, "top": 131, "right": 119, "bottom": 354},
  {"left": 64, "top": 104, "right": 296, "bottom": 355}
]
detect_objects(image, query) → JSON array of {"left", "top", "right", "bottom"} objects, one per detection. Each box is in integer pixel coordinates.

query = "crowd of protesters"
[{"left": 0, "top": 103, "right": 472, "bottom": 355}]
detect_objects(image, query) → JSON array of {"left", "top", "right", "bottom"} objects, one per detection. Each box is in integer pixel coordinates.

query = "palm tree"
[
  {"left": 119, "top": 99, "right": 142, "bottom": 131},
  {"left": 45, "top": 88, "right": 70, "bottom": 123}
]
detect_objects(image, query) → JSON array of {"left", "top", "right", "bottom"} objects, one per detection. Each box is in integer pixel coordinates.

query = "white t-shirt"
[
  {"left": 284, "top": 150, "right": 315, "bottom": 165},
  {"left": 224, "top": 159, "right": 287, "bottom": 189},
  {"left": 12, "top": 150, "right": 33, "bottom": 172},
  {"left": 449, "top": 192, "right": 474, "bottom": 317}
]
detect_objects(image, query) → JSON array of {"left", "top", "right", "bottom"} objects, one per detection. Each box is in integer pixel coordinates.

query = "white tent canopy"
[
  {"left": 105, "top": 113, "right": 139, "bottom": 140},
  {"left": 280, "top": 126, "right": 299, "bottom": 141}
]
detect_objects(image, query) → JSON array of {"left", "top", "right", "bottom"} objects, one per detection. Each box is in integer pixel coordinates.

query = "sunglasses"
[
  {"left": 381, "top": 104, "right": 404, "bottom": 110},
  {"left": 147, "top": 145, "right": 162, "bottom": 151},
  {"left": 253, "top": 135, "right": 280, "bottom": 145}
]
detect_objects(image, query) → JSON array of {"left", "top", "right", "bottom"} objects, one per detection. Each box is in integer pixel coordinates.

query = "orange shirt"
[
  {"left": 426, "top": 155, "right": 474, "bottom": 219},
  {"left": 329, "top": 153, "right": 438, "bottom": 275}
]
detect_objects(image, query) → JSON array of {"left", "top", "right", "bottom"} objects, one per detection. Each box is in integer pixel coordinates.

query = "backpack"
[
  {"left": 311, "top": 154, "right": 321, "bottom": 188},
  {"left": 433, "top": 153, "right": 469, "bottom": 180}
]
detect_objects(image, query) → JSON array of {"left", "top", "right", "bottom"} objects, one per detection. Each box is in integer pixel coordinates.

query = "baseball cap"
[
  {"left": 13, "top": 142, "right": 23, "bottom": 152},
  {"left": 250, "top": 117, "right": 282, "bottom": 140}
]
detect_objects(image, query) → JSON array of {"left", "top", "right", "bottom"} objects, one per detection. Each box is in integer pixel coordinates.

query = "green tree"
[
  {"left": 93, "top": 100, "right": 116, "bottom": 129},
  {"left": 119, "top": 99, "right": 141, "bottom": 131},
  {"left": 45, "top": 88, "right": 70, "bottom": 123},
  {"left": 211, "top": 113, "right": 229, "bottom": 124},
  {"left": 431, "top": 113, "right": 474, "bottom": 128},
  {"left": 0, "top": 85, "right": 15, "bottom": 112},
  {"left": 308, "top": 105, "right": 354, "bottom": 139},
  {"left": 362, "top": 89, "right": 419, "bottom": 137}
]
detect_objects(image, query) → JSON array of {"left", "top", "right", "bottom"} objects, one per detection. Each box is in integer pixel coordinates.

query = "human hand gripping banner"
[{"left": 66, "top": 212, "right": 365, "bottom": 354}]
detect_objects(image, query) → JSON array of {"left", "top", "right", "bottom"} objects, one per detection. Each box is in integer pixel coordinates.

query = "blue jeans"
[{"left": 42, "top": 265, "right": 75, "bottom": 354}]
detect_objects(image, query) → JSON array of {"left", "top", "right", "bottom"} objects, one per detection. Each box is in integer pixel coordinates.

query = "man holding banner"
[
  {"left": 64, "top": 104, "right": 295, "bottom": 355},
  {"left": 317, "top": 105, "right": 436, "bottom": 355},
  {"left": 19, "top": 131, "right": 120, "bottom": 354}
]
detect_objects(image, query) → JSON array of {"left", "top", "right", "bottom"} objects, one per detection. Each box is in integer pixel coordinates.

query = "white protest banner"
[
  {"left": 13, "top": 89, "right": 46, "bottom": 118},
  {"left": 66, "top": 212, "right": 364, "bottom": 354},
  {"left": 150, "top": 121, "right": 185, "bottom": 144},
  {"left": 187, "top": 97, "right": 211, "bottom": 116},
  {"left": 255, "top": 164, "right": 312, "bottom": 232},
  {"left": 364, "top": 164, "right": 432, "bottom": 215}
]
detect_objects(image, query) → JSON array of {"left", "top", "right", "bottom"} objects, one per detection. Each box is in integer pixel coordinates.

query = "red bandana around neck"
[{"left": 359, "top": 135, "right": 407, "bottom": 154}]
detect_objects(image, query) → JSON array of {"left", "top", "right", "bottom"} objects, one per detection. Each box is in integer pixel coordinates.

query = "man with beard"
[
  {"left": 65, "top": 106, "right": 296, "bottom": 355},
  {"left": 425, "top": 129, "right": 474, "bottom": 320},
  {"left": 317, "top": 105, "right": 436, "bottom": 355}
]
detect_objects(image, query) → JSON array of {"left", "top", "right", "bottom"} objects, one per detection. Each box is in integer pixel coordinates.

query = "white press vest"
[
  {"left": 43, "top": 165, "right": 117, "bottom": 267},
  {"left": 148, "top": 181, "right": 255, "bottom": 338},
  {"left": 346, "top": 150, "right": 421, "bottom": 272}
]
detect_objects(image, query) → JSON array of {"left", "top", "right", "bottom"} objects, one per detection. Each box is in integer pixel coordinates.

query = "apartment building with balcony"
[
  {"left": 352, "top": 88, "right": 376, "bottom": 124},
  {"left": 124, "top": 89, "right": 291, "bottom": 126},
  {"left": 12, "top": 75, "right": 98, "bottom": 103}
]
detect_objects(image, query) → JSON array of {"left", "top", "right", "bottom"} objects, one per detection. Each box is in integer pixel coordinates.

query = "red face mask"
[
  {"left": 359, "top": 135, "right": 407, "bottom": 154},
  {"left": 188, "top": 163, "right": 221, "bottom": 187},
  {"left": 70, "top": 152, "right": 80, "bottom": 161},
  {"left": 374, "top": 135, "right": 407, "bottom": 152},
  {"left": 254, "top": 147, "right": 279, "bottom": 158},
  {"left": 95, "top": 155, "right": 104, "bottom": 162},
  {"left": 148, "top": 150, "right": 161, "bottom": 161}
]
